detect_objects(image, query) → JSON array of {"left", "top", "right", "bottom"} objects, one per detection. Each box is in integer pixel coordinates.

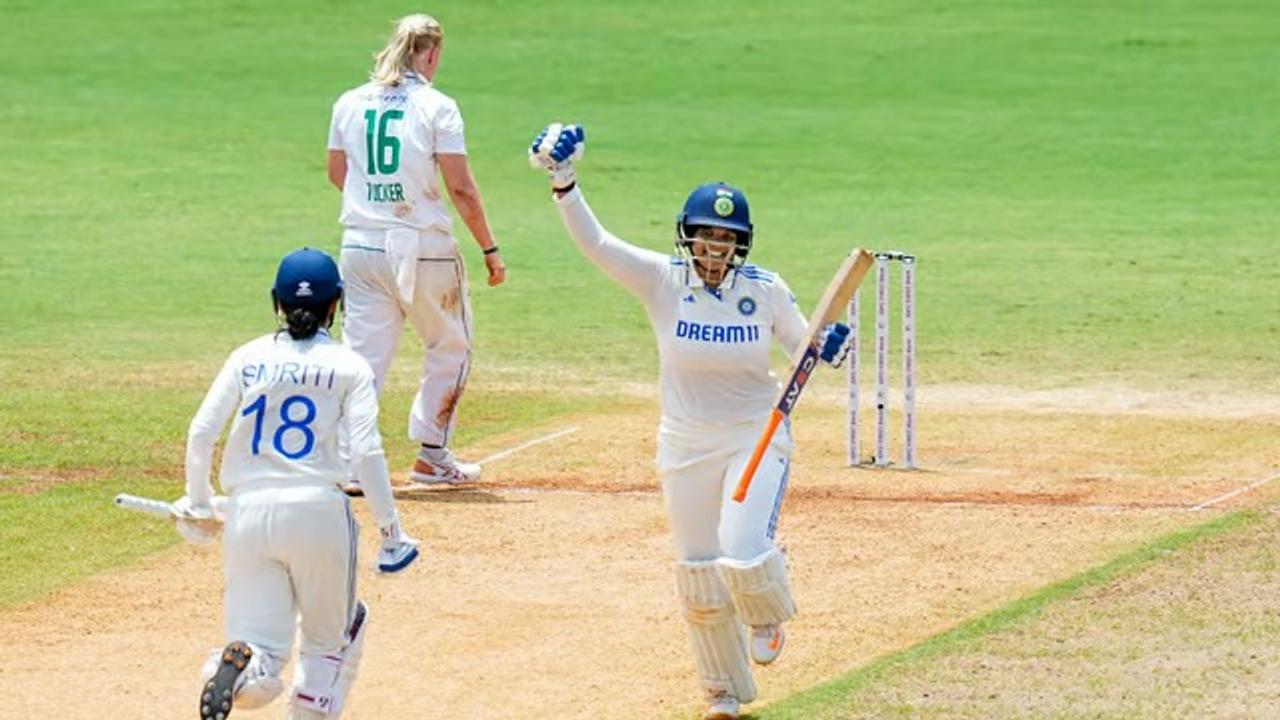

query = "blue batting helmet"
[
  {"left": 272, "top": 247, "right": 343, "bottom": 306},
  {"left": 676, "top": 182, "right": 754, "bottom": 259}
]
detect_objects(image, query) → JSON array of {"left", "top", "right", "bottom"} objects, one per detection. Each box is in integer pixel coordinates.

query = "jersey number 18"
[{"left": 241, "top": 394, "right": 317, "bottom": 460}]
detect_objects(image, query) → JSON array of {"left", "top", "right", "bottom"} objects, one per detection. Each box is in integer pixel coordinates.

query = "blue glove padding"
[
  {"left": 530, "top": 124, "right": 585, "bottom": 162},
  {"left": 529, "top": 123, "right": 585, "bottom": 190},
  {"left": 818, "top": 322, "right": 851, "bottom": 367}
]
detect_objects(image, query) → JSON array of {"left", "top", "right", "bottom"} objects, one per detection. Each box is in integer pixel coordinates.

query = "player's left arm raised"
[{"left": 529, "top": 124, "right": 671, "bottom": 303}]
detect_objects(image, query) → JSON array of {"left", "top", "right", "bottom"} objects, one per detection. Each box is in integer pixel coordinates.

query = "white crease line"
[
  {"left": 476, "top": 426, "right": 581, "bottom": 466},
  {"left": 485, "top": 486, "right": 1182, "bottom": 512},
  {"left": 1191, "top": 472, "right": 1280, "bottom": 512},
  {"left": 499, "top": 486, "right": 658, "bottom": 499},
  {"left": 922, "top": 465, "right": 1235, "bottom": 483}
]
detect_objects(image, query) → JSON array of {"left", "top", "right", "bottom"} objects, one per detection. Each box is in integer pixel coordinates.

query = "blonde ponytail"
[{"left": 371, "top": 14, "right": 444, "bottom": 86}]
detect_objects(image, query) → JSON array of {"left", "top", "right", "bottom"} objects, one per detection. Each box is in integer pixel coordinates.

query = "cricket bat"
[
  {"left": 113, "top": 493, "right": 226, "bottom": 523},
  {"left": 732, "top": 248, "right": 875, "bottom": 503}
]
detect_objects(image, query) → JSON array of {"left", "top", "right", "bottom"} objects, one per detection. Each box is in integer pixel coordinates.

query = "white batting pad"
[
  {"left": 676, "top": 561, "right": 757, "bottom": 704},
  {"left": 718, "top": 548, "right": 797, "bottom": 627},
  {"left": 289, "top": 601, "right": 368, "bottom": 718}
]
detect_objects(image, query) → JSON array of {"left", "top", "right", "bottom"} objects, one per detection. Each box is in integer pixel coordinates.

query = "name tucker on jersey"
[{"left": 366, "top": 182, "right": 406, "bottom": 203}]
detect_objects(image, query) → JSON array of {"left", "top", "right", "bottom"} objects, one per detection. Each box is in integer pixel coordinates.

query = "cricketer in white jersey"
[
  {"left": 181, "top": 248, "right": 418, "bottom": 720},
  {"left": 326, "top": 14, "right": 505, "bottom": 487},
  {"left": 328, "top": 73, "right": 463, "bottom": 234},
  {"left": 530, "top": 125, "right": 852, "bottom": 720}
]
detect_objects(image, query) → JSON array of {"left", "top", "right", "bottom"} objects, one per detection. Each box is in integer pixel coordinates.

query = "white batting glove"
[
  {"left": 528, "top": 123, "right": 585, "bottom": 191},
  {"left": 172, "top": 495, "right": 219, "bottom": 545},
  {"left": 377, "top": 521, "right": 420, "bottom": 574}
]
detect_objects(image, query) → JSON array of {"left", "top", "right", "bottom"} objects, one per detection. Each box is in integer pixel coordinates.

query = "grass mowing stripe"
[
  {"left": 756, "top": 509, "right": 1260, "bottom": 719},
  {"left": 0, "top": 474, "right": 181, "bottom": 608}
]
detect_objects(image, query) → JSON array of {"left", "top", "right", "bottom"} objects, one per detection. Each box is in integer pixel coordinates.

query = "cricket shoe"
[
  {"left": 409, "top": 447, "right": 481, "bottom": 485},
  {"left": 200, "top": 641, "right": 253, "bottom": 720},
  {"left": 750, "top": 624, "right": 785, "bottom": 665},
  {"left": 703, "top": 690, "right": 740, "bottom": 720}
]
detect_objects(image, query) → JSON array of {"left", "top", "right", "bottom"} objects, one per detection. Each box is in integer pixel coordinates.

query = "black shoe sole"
[{"left": 200, "top": 641, "right": 252, "bottom": 720}]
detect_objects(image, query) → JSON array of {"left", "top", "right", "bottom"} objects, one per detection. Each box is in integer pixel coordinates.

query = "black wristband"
[
  {"left": 483, "top": 246, "right": 500, "bottom": 255},
  {"left": 553, "top": 182, "right": 576, "bottom": 196}
]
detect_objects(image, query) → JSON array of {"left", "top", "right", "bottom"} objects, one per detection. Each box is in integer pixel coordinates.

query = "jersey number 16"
[{"left": 364, "top": 109, "right": 403, "bottom": 175}]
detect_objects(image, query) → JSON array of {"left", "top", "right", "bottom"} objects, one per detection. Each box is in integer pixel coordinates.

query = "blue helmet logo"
[
  {"left": 675, "top": 182, "right": 754, "bottom": 262},
  {"left": 679, "top": 182, "right": 752, "bottom": 236},
  {"left": 273, "top": 247, "right": 342, "bottom": 306}
]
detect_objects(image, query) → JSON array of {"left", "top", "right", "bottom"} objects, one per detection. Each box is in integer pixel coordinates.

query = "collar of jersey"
[
  {"left": 684, "top": 264, "right": 738, "bottom": 292},
  {"left": 403, "top": 71, "right": 430, "bottom": 86},
  {"left": 275, "top": 328, "right": 331, "bottom": 343}
]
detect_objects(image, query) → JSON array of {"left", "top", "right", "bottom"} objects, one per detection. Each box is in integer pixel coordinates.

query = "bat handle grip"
[
  {"left": 732, "top": 409, "right": 783, "bottom": 503},
  {"left": 114, "top": 493, "right": 174, "bottom": 519}
]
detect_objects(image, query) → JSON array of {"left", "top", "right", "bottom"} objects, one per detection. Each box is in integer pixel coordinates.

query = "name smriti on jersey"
[{"left": 241, "top": 361, "right": 338, "bottom": 390}]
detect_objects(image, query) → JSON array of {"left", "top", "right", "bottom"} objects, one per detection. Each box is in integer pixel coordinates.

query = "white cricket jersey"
[
  {"left": 554, "top": 188, "right": 809, "bottom": 468},
  {"left": 185, "top": 330, "right": 398, "bottom": 525},
  {"left": 328, "top": 72, "right": 466, "bottom": 233}
]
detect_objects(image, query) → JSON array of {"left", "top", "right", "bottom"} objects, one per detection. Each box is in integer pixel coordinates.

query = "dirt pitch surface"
[
  {"left": 826, "top": 504, "right": 1280, "bottom": 719},
  {"left": 4, "top": 386, "right": 1278, "bottom": 719}
]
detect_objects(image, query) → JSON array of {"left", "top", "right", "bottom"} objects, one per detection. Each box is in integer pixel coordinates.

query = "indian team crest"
[
  {"left": 713, "top": 188, "right": 735, "bottom": 217},
  {"left": 737, "top": 296, "right": 757, "bottom": 316}
]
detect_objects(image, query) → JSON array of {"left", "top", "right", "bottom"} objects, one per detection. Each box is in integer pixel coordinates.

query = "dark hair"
[{"left": 277, "top": 300, "right": 335, "bottom": 340}]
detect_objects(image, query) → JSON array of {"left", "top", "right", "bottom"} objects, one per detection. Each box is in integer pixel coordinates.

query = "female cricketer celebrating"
[
  {"left": 529, "top": 125, "right": 851, "bottom": 720},
  {"left": 327, "top": 14, "right": 504, "bottom": 487},
  {"left": 178, "top": 248, "right": 419, "bottom": 719}
]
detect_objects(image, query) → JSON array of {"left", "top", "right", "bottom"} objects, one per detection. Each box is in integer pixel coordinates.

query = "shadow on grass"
[{"left": 392, "top": 486, "right": 532, "bottom": 505}]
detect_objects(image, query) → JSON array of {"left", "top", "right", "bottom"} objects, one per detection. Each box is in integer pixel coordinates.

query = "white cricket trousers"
[
  {"left": 339, "top": 227, "right": 473, "bottom": 447},
  {"left": 659, "top": 425, "right": 792, "bottom": 563},
  {"left": 223, "top": 483, "right": 358, "bottom": 659}
]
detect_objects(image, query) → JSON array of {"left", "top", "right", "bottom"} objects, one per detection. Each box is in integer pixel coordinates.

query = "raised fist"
[{"left": 529, "top": 123, "right": 585, "bottom": 190}]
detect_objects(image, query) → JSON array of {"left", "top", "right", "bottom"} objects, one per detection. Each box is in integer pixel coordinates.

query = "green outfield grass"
[
  {"left": 1, "top": 0, "right": 1277, "bottom": 714},
  {"left": 1, "top": 0, "right": 1276, "bottom": 385}
]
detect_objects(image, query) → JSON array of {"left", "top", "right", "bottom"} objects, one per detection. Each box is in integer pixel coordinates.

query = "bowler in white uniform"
[
  {"left": 178, "top": 248, "right": 419, "bottom": 719},
  {"left": 327, "top": 14, "right": 505, "bottom": 488},
  {"left": 530, "top": 125, "right": 852, "bottom": 720}
]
